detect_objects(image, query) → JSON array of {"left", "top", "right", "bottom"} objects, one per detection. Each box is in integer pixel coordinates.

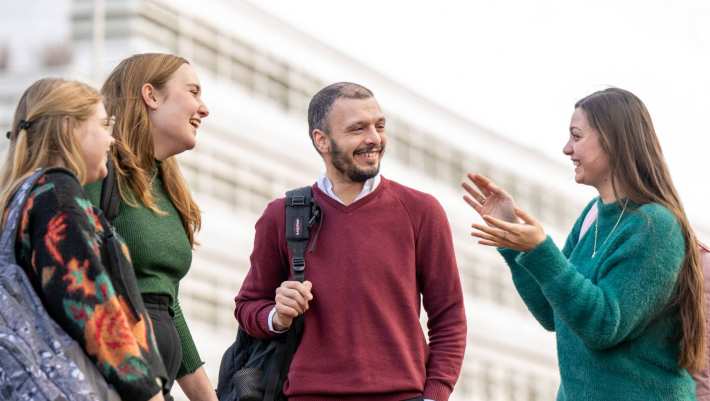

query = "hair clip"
[
  {"left": 5, "top": 131, "right": 11, "bottom": 139},
  {"left": 18, "top": 119, "right": 32, "bottom": 131}
]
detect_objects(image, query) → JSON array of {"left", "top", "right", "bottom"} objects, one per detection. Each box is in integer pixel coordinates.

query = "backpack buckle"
[
  {"left": 289, "top": 196, "right": 306, "bottom": 206},
  {"left": 292, "top": 257, "right": 305, "bottom": 272}
]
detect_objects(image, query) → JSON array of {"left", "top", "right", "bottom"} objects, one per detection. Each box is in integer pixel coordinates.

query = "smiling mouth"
[
  {"left": 189, "top": 118, "right": 201, "bottom": 129},
  {"left": 354, "top": 149, "right": 381, "bottom": 162}
]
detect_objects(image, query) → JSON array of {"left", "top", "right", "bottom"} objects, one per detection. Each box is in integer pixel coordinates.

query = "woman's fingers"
[
  {"left": 515, "top": 207, "right": 538, "bottom": 226},
  {"left": 469, "top": 173, "right": 517, "bottom": 203},
  {"left": 483, "top": 214, "right": 521, "bottom": 234},
  {"left": 463, "top": 195, "right": 483, "bottom": 214},
  {"left": 472, "top": 223, "right": 517, "bottom": 249},
  {"left": 477, "top": 239, "right": 501, "bottom": 247},
  {"left": 471, "top": 229, "right": 498, "bottom": 242},
  {"left": 462, "top": 181, "right": 487, "bottom": 204},
  {"left": 472, "top": 223, "right": 510, "bottom": 240},
  {"left": 467, "top": 173, "right": 493, "bottom": 196}
]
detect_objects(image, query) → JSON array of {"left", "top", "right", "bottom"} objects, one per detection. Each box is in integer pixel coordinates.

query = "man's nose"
[{"left": 364, "top": 126, "right": 381, "bottom": 145}]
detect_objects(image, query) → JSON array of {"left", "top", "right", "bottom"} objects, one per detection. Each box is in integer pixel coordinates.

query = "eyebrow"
[
  {"left": 345, "top": 121, "right": 367, "bottom": 131},
  {"left": 345, "top": 116, "right": 386, "bottom": 130},
  {"left": 569, "top": 126, "right": 582, "bottom": 133}
]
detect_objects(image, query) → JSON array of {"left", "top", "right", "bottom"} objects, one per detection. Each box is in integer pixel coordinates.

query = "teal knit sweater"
[
  {"left": 85, "top": 171, "right": 203, "bottom": 377},
  {"left": 499, "top": 198, "right": 695, "bottom": 401}
]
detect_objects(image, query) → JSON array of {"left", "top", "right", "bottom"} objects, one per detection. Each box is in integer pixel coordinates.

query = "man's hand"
[{"left": 273, "top": 280, "right": 314, "bottom": 331}]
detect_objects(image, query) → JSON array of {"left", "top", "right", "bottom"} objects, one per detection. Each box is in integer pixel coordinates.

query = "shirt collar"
[{"left": 316, "top": 174, "right": 381, "bottom": 205}]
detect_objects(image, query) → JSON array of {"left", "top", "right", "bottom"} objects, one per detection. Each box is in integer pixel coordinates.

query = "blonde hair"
[
  {"left": 0, "top": 78, "right": 101, "bottom": 218},
  {"left": 101, "top": 53, "right": 201, "bottom": 246}
]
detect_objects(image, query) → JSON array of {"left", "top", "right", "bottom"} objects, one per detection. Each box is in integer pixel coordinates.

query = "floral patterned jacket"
[{"left": 15, "top": 170, "right": 166, "bottom": 401}]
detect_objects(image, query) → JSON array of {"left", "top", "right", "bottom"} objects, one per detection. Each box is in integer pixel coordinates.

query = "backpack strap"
[
  {"left": 263, "top": 186, "right": 320, "bottom": 401},
  {"left": 284, "top": 186, "right": 320, "bottom": 282},
  {"left": 0, "top": 168, "right": 68, "bottom": 264},
  {"left": 578, "top": 202, "right": 599, "bottom": 242},
  {"left": 100, "top": 159, "right": 121, "bottom": 223}
]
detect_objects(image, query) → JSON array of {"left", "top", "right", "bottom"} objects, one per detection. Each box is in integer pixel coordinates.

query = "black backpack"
[{"left": 216, "top": 186, "right": 321, "bottom": 401}]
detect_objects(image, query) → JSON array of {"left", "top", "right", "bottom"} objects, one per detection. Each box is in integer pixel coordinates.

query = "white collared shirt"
[{"left": 316, "top": 173, "right": 381, "bottom": 205}]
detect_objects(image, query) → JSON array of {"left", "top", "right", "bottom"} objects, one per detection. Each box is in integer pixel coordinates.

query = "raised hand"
[
  {"left": 462, "top": 173, "right": 518, "bottom": 223},
  {"left": 471, "top": 207, "right": 547, "bottom": 252}
]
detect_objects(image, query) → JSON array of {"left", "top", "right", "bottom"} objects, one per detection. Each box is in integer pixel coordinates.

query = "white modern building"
[{"left": 0, "top": 1, "right": 607, "bottom": 400}]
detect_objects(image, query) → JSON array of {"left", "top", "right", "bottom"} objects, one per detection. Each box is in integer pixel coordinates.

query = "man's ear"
[
  {"left": 312, "top": 129, "right": 330, "bottom": 154},
  {"left": 141, "top": 83, "right": 160, "bottom": 110}
]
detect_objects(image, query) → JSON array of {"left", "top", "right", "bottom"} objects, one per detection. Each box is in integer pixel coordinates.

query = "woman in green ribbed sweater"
[
  {"left": 463, "top": 88, "right": 705, "bottom": 401},
  {"left": 85, "top": 54, "right": 217, "bottom": 401}
]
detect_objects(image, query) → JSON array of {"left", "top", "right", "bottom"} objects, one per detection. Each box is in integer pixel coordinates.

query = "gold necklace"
[{"left": 592, "top": 199, "right": 629, "bottom": 258}]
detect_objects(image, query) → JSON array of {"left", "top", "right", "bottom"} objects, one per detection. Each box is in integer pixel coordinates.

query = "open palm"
[{"left": 462, "top": 173, "right": 518, "bottom": 223}]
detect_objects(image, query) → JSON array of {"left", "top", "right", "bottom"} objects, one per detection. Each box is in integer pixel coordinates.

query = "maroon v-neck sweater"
[{"left": 235, "top": 178, "right": 466, "bottom": 401}]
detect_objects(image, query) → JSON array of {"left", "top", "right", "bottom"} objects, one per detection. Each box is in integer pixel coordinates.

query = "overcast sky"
[{"left": 253, "top": 0, "right": 710, "bottom": 230}]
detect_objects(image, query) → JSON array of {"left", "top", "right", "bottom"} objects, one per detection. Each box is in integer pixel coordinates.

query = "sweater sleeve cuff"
[
  {"left": 423, "top": 379, "right": 453, "bottom": 401},
  {"left": 515, "top": 236, "right": 567, "bottom": 285},
  {"left": 498, "top": 247, "right": 522, "bottom": 262}
]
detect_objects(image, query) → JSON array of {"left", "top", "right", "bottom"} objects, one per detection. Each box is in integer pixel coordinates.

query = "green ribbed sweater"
[
  {"left": 499, "top": 198, "right": 695, "bottom": 401},
  {"left": 85, "top": 171, "right": 203, "bottom": 378}
]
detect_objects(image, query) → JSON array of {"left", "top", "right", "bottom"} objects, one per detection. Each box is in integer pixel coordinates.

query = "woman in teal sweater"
[
  {"left": 463, "top": 87, "right": 705, "bottom": 401},
  {"left": 85, "top": 53, "right": 216, "bottom": 401}
]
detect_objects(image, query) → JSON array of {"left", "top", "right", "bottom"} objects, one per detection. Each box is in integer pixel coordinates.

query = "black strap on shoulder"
[
  {"left": 284, "top": 186, "right": 320, "bottom": 282},
  {"left": 263, "top": 186, "right": 320, "bottom": 401},
  {"left": 100, "top": 159, "right": 121, "bottom": 223}
]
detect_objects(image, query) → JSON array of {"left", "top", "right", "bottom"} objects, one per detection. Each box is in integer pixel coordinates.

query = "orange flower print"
[
  {"left": 19, "top": 195, "right": 34, "bottom": 247},
  {"left": 94, "top": 272, "right": 115, "bottom": 303},
  {"left": 63, "top": 258, "right": 95, "bottom": 297},
  {"left": 40, "top": 266, "right": 56, "bottom": 288},
  {"left": 84, "top": 296, "right": 144, "bottom": 373},
  {"left": 75, "top": 197, "right": 103, "bottom": 234},
  {"left": 63, "top": 299, "right": 93, "bottom": 328},
  {"left": 21, "top": 181, "right": 54, "bottom": 245},
  {"left": 45, "top": 212, "right": 68, "bottom": 265},
  {"left": 119, "top": 295, "right": 149, "bottom": 351}
]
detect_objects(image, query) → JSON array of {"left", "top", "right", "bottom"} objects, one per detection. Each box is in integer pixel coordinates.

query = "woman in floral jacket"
[{"left": 0, "top": 78, "right": 167, "bottom": 401}]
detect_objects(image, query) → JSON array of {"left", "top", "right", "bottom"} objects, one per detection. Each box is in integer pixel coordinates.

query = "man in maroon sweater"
[{"left": 234, "top": 82, "right": 466, "bottom": 401}]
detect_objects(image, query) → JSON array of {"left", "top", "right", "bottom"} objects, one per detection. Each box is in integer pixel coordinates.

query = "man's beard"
[{"left": 329, "top": 139, "right": 383, "bottom": 183}]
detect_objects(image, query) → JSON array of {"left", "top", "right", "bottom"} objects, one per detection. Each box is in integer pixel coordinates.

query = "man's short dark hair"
[{"left": 307, "top": 82, "right": 374, "bottom": 143}]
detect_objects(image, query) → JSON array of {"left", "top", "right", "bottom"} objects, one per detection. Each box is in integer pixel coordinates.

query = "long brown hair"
[
  {"left": 101, "top": 53, "right": 201, "bottom": 246},
  {"left": 576, "top": 87, "right": 705, "bottom": 371},
  {"left": 0, "top": 78, "right": 101, "bottom": 218}
]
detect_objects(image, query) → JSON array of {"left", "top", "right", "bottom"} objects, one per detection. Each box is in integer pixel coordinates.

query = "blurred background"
[{"left": 0, "top": 1, "right": 708, "bottom": 400}]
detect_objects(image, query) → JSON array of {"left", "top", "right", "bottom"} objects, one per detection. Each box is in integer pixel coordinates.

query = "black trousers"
[{"left": 144, "top": 294, "right": 183, "bottom": 401}]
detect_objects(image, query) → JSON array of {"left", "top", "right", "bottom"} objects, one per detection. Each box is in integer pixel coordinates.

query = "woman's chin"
[
  {"left": 86, "top": 167, "right": 107, "bottom": 184},
  {"left": 171, "top": 136, "right": 197, "bottom": 157}
]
